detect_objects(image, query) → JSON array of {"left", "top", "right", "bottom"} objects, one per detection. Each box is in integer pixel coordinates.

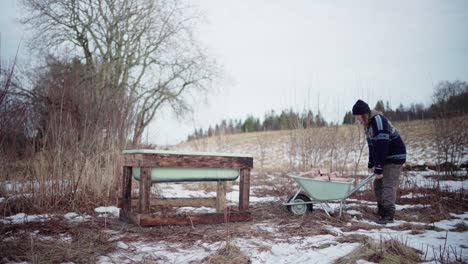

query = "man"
[{"left": 352, "top": 99, "right": 407, "bottom": 225}]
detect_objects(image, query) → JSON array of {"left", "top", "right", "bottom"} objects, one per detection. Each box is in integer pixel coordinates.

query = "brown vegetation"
[
  {"left": 335, "top": 237, "right": 422, "bottom": 264},
  {"left": 202, "top": 244, "right": 250, "bottom": 264},
  {"left": 0, "top": 220, "right": 115, "bottom": 263}
]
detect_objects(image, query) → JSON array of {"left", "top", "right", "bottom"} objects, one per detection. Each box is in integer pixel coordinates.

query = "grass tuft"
[
  {"left": 202, "top": 244, "right": 250, "bottom": 264},
  {"left": 335, "top": 237, "right": 422, "bottom": 264}
]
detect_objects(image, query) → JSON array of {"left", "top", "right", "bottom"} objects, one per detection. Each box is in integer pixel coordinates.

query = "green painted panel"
[
  {"left": 132, "top": 167, "right": 240, "bottom": 182},
  {"left": 290, "top": 175, "right": 355, "bottom": 200}
]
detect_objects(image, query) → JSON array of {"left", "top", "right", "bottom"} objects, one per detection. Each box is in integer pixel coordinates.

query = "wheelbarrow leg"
[
  {"left": 319, "top": 202, "right": 331, "bottom": 217},
  {"left": 339, "top": 199, "right": 346, "bottom": 217},
  {"left": 290, "top": 188, "right": 302, "bottom": 201}
]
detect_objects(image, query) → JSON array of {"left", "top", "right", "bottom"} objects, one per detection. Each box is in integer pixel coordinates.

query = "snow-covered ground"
[{"left": 1, "top": 173, "right": 467, "bottom": 263}]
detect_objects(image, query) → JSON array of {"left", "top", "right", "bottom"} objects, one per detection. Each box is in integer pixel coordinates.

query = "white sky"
[{"left": 1, "top": 0, "right": 468, "bottom": 145}]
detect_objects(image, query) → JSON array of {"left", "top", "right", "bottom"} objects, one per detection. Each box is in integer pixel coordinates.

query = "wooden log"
[
  {"left": 138, "top": 167, "right": 152, "bottom": 213},
  {"left": 215, "top": 181, "right": 227, "bottom": 212},
  {"left": 119, "top": 198, "right": 217, "bottom": 208},
  {"left": 123, "top": 153, "right": 253, "bottom": 169},
  {"left": 136, "top": 212, "right": 252, "bottom": 226},
  {"left": 239, "top": 168, "right": 250, "bottom": 211}
]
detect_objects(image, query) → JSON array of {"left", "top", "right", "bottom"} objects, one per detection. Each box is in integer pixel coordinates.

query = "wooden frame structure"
[{"left": 118, "top": 150, "right": 253, "bottom": 226}]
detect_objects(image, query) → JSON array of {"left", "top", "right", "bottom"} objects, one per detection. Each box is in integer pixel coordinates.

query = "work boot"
[
  {"left": 375, "top": 207, "right": 394, "bottom": 225},
  {"left": 375, "top": 217, "right": 394, "bottom": 225},
  {"left": 373, "top": 203, "right": 383, "bottom": 218}
]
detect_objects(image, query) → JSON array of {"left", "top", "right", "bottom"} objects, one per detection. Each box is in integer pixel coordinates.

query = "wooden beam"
[
  {"left": 136, "top": 212, "right": 252, "bottom": 226},
  {"left": 119, "top": 166, "right": 132, "bottom": 221},
  {"left": 216, "top": 181, "right": 227, "bottom": 212},
  {"left": 139, "top": 167, "right": 152, "bottom": 213},
  {"left": 239, "top": 168, "right": 250, "bottom": 211},
  {"left": 123, "top": 153, "right": 253, "bottom": 169},
  {"left": 120, "top": 198, "right": 217, "bottom": 208}
]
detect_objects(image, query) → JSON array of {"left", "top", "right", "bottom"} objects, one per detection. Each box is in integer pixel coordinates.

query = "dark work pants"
[{"left": 373, "top": 164, "right": 402, "bottom": 219}]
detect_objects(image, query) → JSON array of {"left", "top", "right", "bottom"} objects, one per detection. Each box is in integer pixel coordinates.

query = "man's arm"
[
  {"left": 371, "top": 115, "right": 390, "bottom": 175},
  {"left": 367, "top": 137, "right": 374, "bottom": 172}
]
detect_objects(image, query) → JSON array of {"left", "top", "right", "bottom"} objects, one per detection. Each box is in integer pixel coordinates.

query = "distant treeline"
[
  {"left": 187, "top": 109, "right": 328, "bottom": 140},
  {"left": 188, "top": 80, "right": 468, "bottom": 141},
  {"left": 343, "top": 80, "right": 468, "bottom": 124}
]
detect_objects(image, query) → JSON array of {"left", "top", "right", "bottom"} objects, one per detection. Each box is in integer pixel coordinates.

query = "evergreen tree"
[{"left": 342, "top": 111, "right": 354, "bottom": 124}]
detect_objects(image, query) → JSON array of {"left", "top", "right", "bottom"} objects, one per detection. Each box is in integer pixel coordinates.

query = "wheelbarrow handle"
[{"left": 346, "top": 174, "right": 375, "bottom": 197}]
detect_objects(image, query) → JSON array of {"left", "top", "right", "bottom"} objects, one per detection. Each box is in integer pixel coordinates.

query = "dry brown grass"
[
  {"left": 277, "top": 220, "right": 338, "bottom": 237},
  {"left": 335, "top": 237, "right": 422, "bottom": 264},
  {"left": 201, "top": 244, "right": 250, "bottom": 264},
  {"left": 340, "top": 221, "right": 382, "bottom": 232},
  {"left": 336, "top": 234, "right": 370, "bottom": 244},
  {"left": 0, "top": 220, "right": 115, "bottom": 263},
  {"left": 451, "top": 222, "right": 468, "bottom": 232}
]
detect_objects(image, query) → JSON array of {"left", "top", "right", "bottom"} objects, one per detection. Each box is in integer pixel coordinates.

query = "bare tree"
[{"left": 21, "top": 0, "right": 217, "bottom": 144}]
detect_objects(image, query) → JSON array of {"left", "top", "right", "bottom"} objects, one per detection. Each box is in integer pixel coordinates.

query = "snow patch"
[
  {"left": 176, "top": 206, "right": 216, "bottom": 214},
  {"left": 95, "top": 206, "right": 120, "bottom": 218},
  {"left": 432, "top": 218, "right": 468, "bottom": 230},
  {"left": 117, "top": 241, "right": 129, "bottom": 250},
  {"left": 347, "top": 210, "right": 362, "bottom": 216},
  {"left": 64, "top": 212, "right": 91, "bottom": 222},
  {"left": 1, "top": 213, "right": 50, "bottom": 224},
  {"left": 400, "top": 193, "right": 426, "bottom": 199}
]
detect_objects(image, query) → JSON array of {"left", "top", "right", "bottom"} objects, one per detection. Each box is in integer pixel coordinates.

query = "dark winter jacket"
[{"left": 366, "top": 110, "right": 406, "bottom": 174}]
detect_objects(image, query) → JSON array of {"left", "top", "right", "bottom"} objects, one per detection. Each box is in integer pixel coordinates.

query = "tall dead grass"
[{"left": 1, "top": 58, "right": 133, "bottom": 213}]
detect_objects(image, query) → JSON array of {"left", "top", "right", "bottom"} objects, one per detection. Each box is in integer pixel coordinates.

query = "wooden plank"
[
  {"left": 137, "top": 212, "right": 252, "bottom": 226},
  {"left": 123, "top": 153, "right": 253, "bottom": 169},
  {"left": 239, "top": 168, "right": 251, "bottom": 211},
  {"left": 139, "top": 167, "right": 152, "bottom": 213},
  {"left": 215, "top": 181, "right": 227, "bottom": 212},
  {"left": 120, "top": 198, "right": 217, "bottom": 208}
]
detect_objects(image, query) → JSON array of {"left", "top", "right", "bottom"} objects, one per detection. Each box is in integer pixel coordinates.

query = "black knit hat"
[{"left": 352, "top": 100, "right": 371, "bottom": 115}]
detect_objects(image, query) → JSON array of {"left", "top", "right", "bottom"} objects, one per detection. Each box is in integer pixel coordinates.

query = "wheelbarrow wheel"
[{"left": 287, "top": 193, "right": 313, "bottom": 215}]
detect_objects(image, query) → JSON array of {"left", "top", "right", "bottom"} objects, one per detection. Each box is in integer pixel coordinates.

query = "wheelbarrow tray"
[{"left": 289, "top": 174, "right": 355, "bottom": 201}]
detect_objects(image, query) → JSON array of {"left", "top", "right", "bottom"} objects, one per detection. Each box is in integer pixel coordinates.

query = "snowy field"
[{"left": 1, "top": 169, "right": 467, "bottom": 263}]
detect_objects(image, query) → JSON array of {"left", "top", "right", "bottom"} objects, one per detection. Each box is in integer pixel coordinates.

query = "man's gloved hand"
[{"left": 368, "top": 168, "right": 374, "bottom": 174}]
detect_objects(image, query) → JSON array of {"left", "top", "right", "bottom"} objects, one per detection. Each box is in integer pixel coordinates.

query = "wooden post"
[
  {"left": 215, "top": 181, "right": 227, "bottom": 212},
  {"left": 139, "top": 167, "right": 152, "bottom": 214},
  {"left": 119, "top": 166, "right": 132, "bottom": 220},
  {"left": 239, "top": 168, "right": 250, "bottom": 211}
]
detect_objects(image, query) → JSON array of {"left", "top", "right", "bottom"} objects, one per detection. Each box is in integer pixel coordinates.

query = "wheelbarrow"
[{"left": 283, "top": 173, "right": 375, "bottom": 216}]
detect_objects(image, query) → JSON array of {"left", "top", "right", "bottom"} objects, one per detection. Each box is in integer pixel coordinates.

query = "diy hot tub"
[
  {"left": 119, "top": 149, "right": 253, "bottom": 226},
  {"left": 124, "top": 149, "right": 244, "bottom": 182}
]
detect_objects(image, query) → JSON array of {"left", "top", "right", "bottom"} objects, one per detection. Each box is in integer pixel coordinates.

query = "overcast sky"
[{"left": 1, "top": 0, "right": 467, "bottom": 145}]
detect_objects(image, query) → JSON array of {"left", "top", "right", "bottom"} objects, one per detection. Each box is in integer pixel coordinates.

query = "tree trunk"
[{"left": 132, "top": 112, "right": 145, "bottom": 145}]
